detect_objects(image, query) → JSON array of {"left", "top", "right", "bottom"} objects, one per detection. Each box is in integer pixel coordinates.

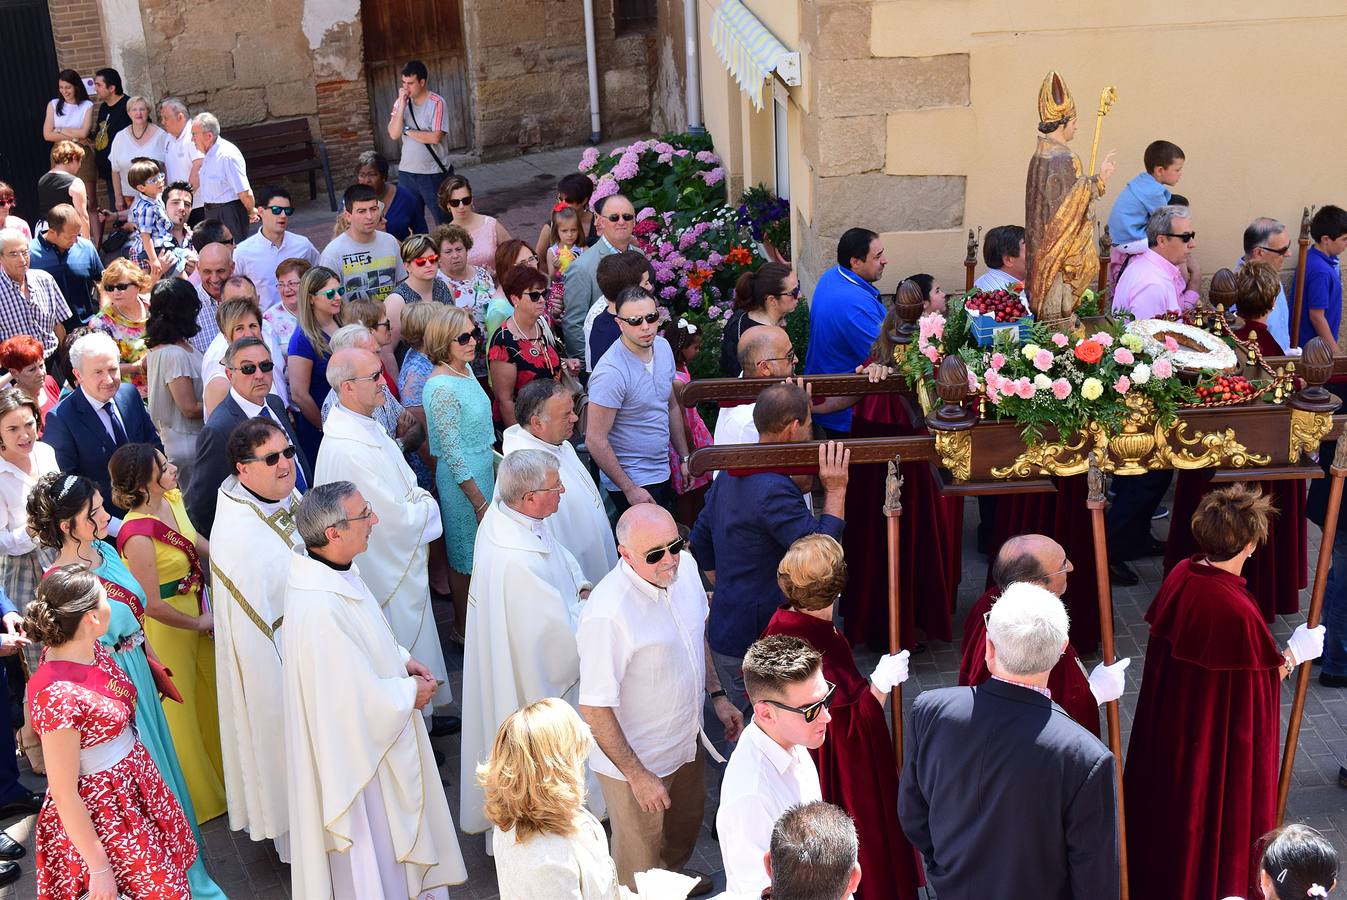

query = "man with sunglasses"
[
  {"left": 562, "top": 193, "right": 641, "bottom": 359},
  {"left": 900, "top": 582, "right": 1119, "bottom": 900},
  {"left": 1111, "top": 204, "right": 1200, "bottom": 320},
  {"left": 185, "top": 336, "right": 310, "bottom": 537},
  {"left": 1237, "top": 217, "right": 1293, "bottom": 351},
  {"left": 579, "top": 503, "right": 742, "bottom": 896},
  {"left": 233, "top": 185, "right": 319, "bottom": 311},
  {"left": 717, "top": 635, "right": 828, "bottom": 897}
]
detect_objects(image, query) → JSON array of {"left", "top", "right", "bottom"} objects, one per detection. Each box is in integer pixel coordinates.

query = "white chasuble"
[{"left": 282, "top": 554, "right": 466, "bottom": 898}]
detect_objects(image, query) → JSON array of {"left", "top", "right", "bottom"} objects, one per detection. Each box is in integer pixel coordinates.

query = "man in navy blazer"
[
  {"left": 898, "top": 581, "right": 1119, "bottom": 900},
  {"left": 43, "top": 332, "right": 162, "bottom": 528},
  {"left": 185, "top": 336, "right": 310, "bottom": 536}
]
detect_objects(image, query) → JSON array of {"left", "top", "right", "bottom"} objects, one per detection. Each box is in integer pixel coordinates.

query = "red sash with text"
[
  {"left": 115, "top": 517, "right": 205, "bottom": 613},
  {"left": 25, "top": 652, "right": 135, "bottom": 712}
]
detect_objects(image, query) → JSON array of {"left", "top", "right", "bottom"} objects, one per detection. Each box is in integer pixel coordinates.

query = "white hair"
[
  {"left": 325, "top": 349, "right": 361, "bottom": 391},
  {"left": 497, "top": 449, "right": 560, "bottom": 506},
  {"left": 158, "top": 97, "right": 188, "bottom": 117},
  {"left": 0, "top": 228, "right": 26, "bottom": 251},
  {"left": 192, "top": 112, "right": 220, "bottom": 136},
  {"left": 985, "top": 581, "right": 1070, "bottom": 676},
  {"left": 328, "top": 323, "right": 373, "bottom": 353},
  {"left": 68, "top": 332, "right": 120, "bottom": 373}
]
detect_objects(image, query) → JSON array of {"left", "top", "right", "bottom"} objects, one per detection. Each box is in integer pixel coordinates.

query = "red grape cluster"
[{"left": 965, "top": 290, "right": 1026, "bottom": 324}]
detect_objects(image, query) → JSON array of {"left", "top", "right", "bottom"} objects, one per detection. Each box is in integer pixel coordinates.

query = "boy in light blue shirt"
[{"left": 1107, "top": 140, "right": 1185, "bottom": 286}]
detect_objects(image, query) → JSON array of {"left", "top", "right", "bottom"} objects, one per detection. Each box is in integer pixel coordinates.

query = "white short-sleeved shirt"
[
  {"left": 163, "top": 126, "right": 204, "bottom": 210},
  {"left": 198, "top": 136, "right": 250, "bottom": 204},
  {"left": 712, "top": 402, "right": 758, "bottom": 447},
  {"left": 108, "top": 125, "right": 170, "bottom": 197},
  {"left": 232, "top": 229, "right": 320, "bottom": 310},
  {"left": 577, "top": 555, "right": 708, "bottom": 780}
]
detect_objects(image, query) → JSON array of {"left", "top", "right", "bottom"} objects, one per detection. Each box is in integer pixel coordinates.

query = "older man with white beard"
[
  {"left": 459, "top": 448, "right": 602, "bottom": 839},
  {"left": 500, "top": 378, "right": 616, "bottom": 582}
]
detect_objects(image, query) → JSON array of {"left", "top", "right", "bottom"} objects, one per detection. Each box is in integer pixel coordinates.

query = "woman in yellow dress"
[{"left": 109, "top": 442, "right": 225, "bottom": 824}]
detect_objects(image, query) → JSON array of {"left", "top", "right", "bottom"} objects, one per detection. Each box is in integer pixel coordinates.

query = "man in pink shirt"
[{"left": 1111, "top": 205, "right": 1200, "bottom": 320}]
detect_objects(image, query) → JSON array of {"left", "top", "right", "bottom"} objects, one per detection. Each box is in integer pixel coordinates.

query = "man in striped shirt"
[{"left": 387, "top": 60, "right": 453, "bottom": 227}]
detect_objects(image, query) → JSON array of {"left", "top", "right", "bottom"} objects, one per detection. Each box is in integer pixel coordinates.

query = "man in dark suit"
[
  {"left": 44, "top": 332, "right": 162, "bottom": 529},
  {"left": 185, "top": 336, "right": 309, "bottom": 536},
  {"left": 899, "top": 581, "right": 1119, "bottom": 900}
]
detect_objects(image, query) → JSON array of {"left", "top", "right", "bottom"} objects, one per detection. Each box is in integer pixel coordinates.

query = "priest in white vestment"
[
  {"left": 314, "top": 348, "right": 454, "bottom": 719},
  {"left": 499, "top": 378, "right": 617, "bottom": 583},
  {"left": 210, "top": 416, "right": 304, "bottom": 856},
  {"left": 283, "top": 482, "right": 467, "bottom": 899},
  {"left": 461, "top": 449, "right": 605, "bottom": 835}
]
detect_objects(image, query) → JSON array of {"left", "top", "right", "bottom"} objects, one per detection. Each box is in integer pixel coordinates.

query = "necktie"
[{"left": 102, "top": 402, "right": 127, "bottom": 444}]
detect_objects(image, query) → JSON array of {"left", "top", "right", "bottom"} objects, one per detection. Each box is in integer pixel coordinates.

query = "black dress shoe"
[
  {"left": 0, "top": 860, "right": 17, "bottom": 888},
  {"left": 430, "top": 715, "right": 461, "bottom": 737},
  {"left": 433, "top": 748, "right": 446, "bottom": 767},
  {"left": 1109, "top": 560, "right": 1139, "bottom": 587},
  {"left": 1134, "top": 535, "right": 1167, "bottom": 558},
  {"left": 0, "top": 832, "right": 23, "bottom": 861},
  {"left": 1320, "top": 671, "right": 1347, "bottom": 688},
  {"left": 0, "top": 790, "right": 42, "bottom": 820}
]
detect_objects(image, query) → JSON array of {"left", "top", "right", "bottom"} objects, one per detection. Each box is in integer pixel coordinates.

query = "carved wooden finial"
[
  {"left": 884, "top": 455, "right": 904, "bottom": 517},
  {"left": 893, "top": 278, "right": 927, "bottom": 345},
  {"left": 1087, "top": 451, "right": 1106, "bottom": 504},
  {"left": 1207, "top": 268, "right": 1237, "bottom": 316},
  {"left": 1289, "top": 338, "right": 1342, "bottom": 413}
]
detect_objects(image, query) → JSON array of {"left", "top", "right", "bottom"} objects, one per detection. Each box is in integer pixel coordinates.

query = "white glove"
[
  {"left": 1087, "top": 657, "right": 1130, "bottom": 704},
  {"left": 1287, "top": 624, "right": 1327, "bottom": 667},
  {"left": 870, "top": 651, "right": 910, "bottom": 694}
]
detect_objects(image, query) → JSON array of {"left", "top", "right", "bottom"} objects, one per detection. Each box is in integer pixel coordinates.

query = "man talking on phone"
[{"left": 387, "top": 60, "right": 453, "bottom": 228}]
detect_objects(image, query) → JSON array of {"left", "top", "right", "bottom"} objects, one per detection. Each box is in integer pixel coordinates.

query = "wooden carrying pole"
[
  {"left": 1278, "top": 436, "right": 1347, "bottom": 823},
  {"left": 883, "top": 455, "right": 905, "bottom": 770},
  {"left": 1289, "top": 207, "right": 1313, "bottom": 349},
  {"left": 1086, "top": 453, "right": 1129, "bottom": 900}
]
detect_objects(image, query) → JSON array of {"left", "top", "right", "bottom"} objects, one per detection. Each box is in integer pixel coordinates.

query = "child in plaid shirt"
[{"left": 128, "top": 159, "right": 187, "bottom": 280}]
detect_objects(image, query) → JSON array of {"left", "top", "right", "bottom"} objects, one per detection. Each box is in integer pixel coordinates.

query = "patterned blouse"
[{"left": 88, "top": 299, "right": 150, "bottom": 397}]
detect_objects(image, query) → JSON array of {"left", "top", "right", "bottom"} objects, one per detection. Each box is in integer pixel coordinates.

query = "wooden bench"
[{"left": 221, "top": 119, "right": 337, "bottom": 211}]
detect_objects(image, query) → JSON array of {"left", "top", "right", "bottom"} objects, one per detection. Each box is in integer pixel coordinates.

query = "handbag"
[{"left": 147, "top": 657, "right": 183, "bottom": 704}]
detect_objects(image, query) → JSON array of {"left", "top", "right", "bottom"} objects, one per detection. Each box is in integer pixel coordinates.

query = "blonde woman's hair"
[
  {"left": 423, "top": 304, "right": 474, "bottom": 365},
  {"left": 215, "top": 296, "right": 261, "bottom": 338},
  {"left": 100, "top": 257, "right": 150, "bottom": 295},
  {"left": 400, "top": 300, "right": 442, "bottom": 349},
  {"left": 297, "top": 266, "right": 343, "bottom": 360},
  {"left": 343, "top": 297, "right": 385, "bottom": 332},
  {"left": 477, "top": 698, "right": 591, "bottom": 841},
  {"left": 400, "top": 233, "right": 437, "bottom": 263},
  {"left": 777, "top": 534, "right": 848, "bottom": 612}
]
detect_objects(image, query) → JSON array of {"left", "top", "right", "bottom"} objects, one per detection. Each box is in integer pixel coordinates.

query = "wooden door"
[
  {"left": 0, "top": 0, "right": 59, "bottom": 224},
  {"left": 362, "top": 0, "right": 471, "bottom": 163}
]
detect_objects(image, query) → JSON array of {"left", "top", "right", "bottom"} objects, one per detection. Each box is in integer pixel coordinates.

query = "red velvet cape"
[
  {"left": 956, "top": 585, "right": 1100, "bottom": 737},
  {"left": 762, "top": 607, "right": 921, "bottom": 900},
  {"left": 1163, "top": 471, "right": 1306, "bottom": 621},
  {"left": 986, "top": 474, "right": 1101, "bottom": 654},
  {"left": 1124, "top": 557, "right": 1283, "bottom": 900},
  {"left": 841, "top": 393, "right": 962, "bottom": 650}
]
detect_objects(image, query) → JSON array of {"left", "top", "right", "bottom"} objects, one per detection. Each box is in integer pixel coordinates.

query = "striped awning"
[{"left": 711, "top": 0, "right": 801, "bottom": 111}]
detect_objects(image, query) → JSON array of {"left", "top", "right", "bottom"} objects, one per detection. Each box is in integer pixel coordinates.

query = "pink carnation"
[
  {"left": 986, "top": 385, "right": 1001, "bottom": 405},
  {"left": 1152, "top": 357, "right": 1174, "bottom": 378},
  {"left": 1092, "top": 331, "right": 1114, "bottom": 348},
  {"left": 1033, "top": 349, "right": 1055, "bottom": 372},
  {"left": 967, "top": 369, "right": 979, "bottom": 392},
  {"left": 1051, "top": 378, "right": 1072, "bottom": 400},
  {"left": 1164, "top": 336, "right": 1179, "bottom": 352},
  {"left": 1114, "top": 375, "right": 1131, "bottom": 394},
  {"left": 922, "top": 346, "right": 940, "bottom": 363},
  {"left": 1113, "top": 347, "right": 1135, "bottom": 365},
  {"left": 1051, "top": 333, "right": 1070, "bottom": 348},
  {"left": 1015, "top": 378, "right": 1036, "bottom": 400},
  {"left": 919, "top": 314, "right": 945, "bottom": 342},
  {"left": 990, "top": 352, "right": 1006, "bottom": 369}
]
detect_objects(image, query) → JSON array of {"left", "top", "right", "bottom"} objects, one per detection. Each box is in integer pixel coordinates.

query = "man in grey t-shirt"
[
  {"left": 320, "top": 184, "right": 406, "bottom": 302},
  {"left": 386, "top": 59, "right": 453, "bottom": 226}
]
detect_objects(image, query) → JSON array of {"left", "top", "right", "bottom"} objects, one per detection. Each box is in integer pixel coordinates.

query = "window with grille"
[{"left": 614, "top": 0, "right": 657, "bottom": 34}]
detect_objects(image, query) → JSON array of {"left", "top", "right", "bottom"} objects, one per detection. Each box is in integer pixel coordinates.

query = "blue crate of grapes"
[{"left": 965, "top": 289, "right": 1033, "bottom": 346}]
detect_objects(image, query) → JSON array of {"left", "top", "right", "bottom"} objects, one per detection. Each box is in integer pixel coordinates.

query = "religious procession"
[{"left": 0, "top": 1, "right": 1344, "bottom": 898}]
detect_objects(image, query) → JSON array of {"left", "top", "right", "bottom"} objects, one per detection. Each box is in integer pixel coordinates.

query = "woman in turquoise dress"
[
  {"left": 27, "top": 472, "right": 227, "bottom": 899},
  {"left": 423, "top": 305, "right": 495, "bottom": 643}
]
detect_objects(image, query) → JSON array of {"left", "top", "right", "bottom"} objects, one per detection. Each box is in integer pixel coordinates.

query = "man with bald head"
[
  {"left": 579, "top": 503, "right": 742, "bottom": 894},
  {"left": 712, "top": 325, "right": 796, "bottom": 446},
  {"left": 192, "top": 241, "right": 233, "bottom": 352},
  {"left": 957, "top": 533, "right": 1129, "bottom": 735}
]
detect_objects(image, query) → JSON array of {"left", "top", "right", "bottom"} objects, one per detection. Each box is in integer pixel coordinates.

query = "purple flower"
[
  {"left": 592, "top": 178, "right": 619, "bottom": 202},
  {"left": 657, "top": 241, "right": 674, "bottom": 256},
  {"left": 637, "top": 207, "right": 657, "bottom": 222},
  {"left": 688, "top": 290, "right": 702, "bottom": 307},
  {"left": 707, "top": 252, "right": 724, "bottom": 267},
  {"left": 660, "top": 286, "right": 678, "bottom": 300},
  {"left": 579, "top": 147, "right": 599, "bottom": 172},
  {"left": 695, "top": 150, "right": 720, "bottom": 164},
  {"left": 707, "top": 305, "right": 722, "bottom": 317},
  {"left": 700, "top": 167, "right": 725, "bottom": 186}
]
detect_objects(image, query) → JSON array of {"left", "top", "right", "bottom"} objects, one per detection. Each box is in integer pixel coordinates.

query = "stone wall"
[
  {"left": 50, "top": 0, "right": 110, "bottom": 75},
  {"left": 649, "top": 0, "right": 689, "bottom": 134}
]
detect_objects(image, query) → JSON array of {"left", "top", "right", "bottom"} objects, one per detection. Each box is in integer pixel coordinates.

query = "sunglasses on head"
[
  {"left": 521, "top": 289, "right": 547, "bottom": 302},
  {"left": 265, "top": 204, "right": 294, "bottom": 216},
  {"left": 763, "top": 681, "right": 837, "bottom": 723},
  {"left": 642, "top": 536, "right": 686, "bottom": 566},
  {"left": 318, "top": 286, "right": 345, "bottom": 300},
  {"left": 445, "top": 195, "right": 472, "bottom": 207},
  {"left": 605, "top": 212, "right": 636, "bottom": 223},
  {"left": 229, "top": 360, "right": 275, "bottom": 376},
  {"left": 242, "top": 444, "right": 296, "bottom": 466},
  {"left": 619, "top": 312, "right": 660, "bottom": 327},
  {"left": 411, "top": 254, "right": 439, "bottom": 266},
  {"left": 106, "top": 282, "right": 137, "bottom": 292},
  {"left": 455, "top": 328, "right": 483, "bottom": 346}
]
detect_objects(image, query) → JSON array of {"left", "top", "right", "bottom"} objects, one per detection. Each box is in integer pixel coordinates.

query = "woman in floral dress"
[
  {"left": 87, "top": 259, "right": 151, "bottom": 399},
  {"left": 26, "top": 565, "right": 197, "bottom": 899},
  {"left": 435, "top": 223, "right": 506, "bottom": 377}
]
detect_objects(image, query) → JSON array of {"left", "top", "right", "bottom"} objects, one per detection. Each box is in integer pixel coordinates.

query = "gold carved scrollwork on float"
[
  {"left": 933, "top": 429, "right": 972, "bottom": 482},
  {"left": 989, "top": 426, "right": 1104, "bottom": 479},
  {"left": 1289, "top": 408, "right": 1334, "bottom": 464},
  {"left": 1151, "top": 418, "right": 1270, "bottom": 470}
]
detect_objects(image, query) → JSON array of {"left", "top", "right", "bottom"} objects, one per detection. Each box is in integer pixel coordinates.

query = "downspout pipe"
[
  {"left": 583, "top": 0, "right": 602, "bottom": 143},
  {"left": 684, "top": 0, "right": 705, "bottom": 134}
]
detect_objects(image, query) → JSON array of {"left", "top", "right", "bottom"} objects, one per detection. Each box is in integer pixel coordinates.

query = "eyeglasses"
[
  {"left": 761, "top": 349, "right": 799, "bottom": 365},
  {"left": 445, "top": 195, "right": 472, "bottom": 207},
  {"left": 455, "top": 328, "right": 482, "bottom": 346},
  {"left": 411, "top": 254, "right": 439, "bottom": 266},
  {"left": 106, "top": 282, "right": 137, "bottom": 292},
  {"left": 265, "top": 205, "right": 294, "bottom": 216},
  {"left": 375, "top": 319, "right": 391, "bottom": 330},
  {"left": 528, "top": 484, "right": 564, "bottom": 496},
  {"left": 278, "top": 280, "right": 301, "bottom": 291},
  {"left": 523, "top": 254, "right": 540, "bottom": 267},
  {"left": 784, "top": 285, "right": 802, "bottom": 298},
  {"left": 521, "top": 289, "right": 547, "bottom": 302},
  {"left": 337, "top": 503, "right": 375, "bottom": 525},
  {"left": 228, "top": 359, "right": 275, "bottom": 376},
  {"left": 317, "top": 286, "right": 345, "bottom": 300},
  {"left": 1162, "top": 231, "right": 1197, "bottom": 242},
  {"left": 619, "top": 312, "right": 660, "bottom": 327},
  {"left": 605, "top": 212, "right": 636, "bottom": 223},
  {"left": 2, "top": 249, "right": 29, "bottom": 259},
  {"left": 241, "top": 444, "right": 296, "bottom": 466},
  {"left": 763, "top": 681, "right": 837, "bottom": 723},
  {"left": 343, "top": 367, "right": 384, "bottom": 384},
  {"left": 1257, "top": 244, "right": 1291, "bottom": 256},
  {"left": 642, "top": 536, "right": 686, "bottom": 565}
]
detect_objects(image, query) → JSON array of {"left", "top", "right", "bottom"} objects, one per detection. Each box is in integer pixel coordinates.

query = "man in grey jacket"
[{"left": 562, "top": 193, "right": 639, "bottom": 361}]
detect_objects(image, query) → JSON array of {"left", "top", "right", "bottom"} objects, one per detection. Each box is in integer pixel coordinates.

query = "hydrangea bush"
[{"left": 580, "top": 133, "right": 726, "bottom": 226}]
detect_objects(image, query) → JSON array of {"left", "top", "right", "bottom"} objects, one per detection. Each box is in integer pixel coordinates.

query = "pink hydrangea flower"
[
  {"left": 700, "top": 167, "right": 726, "bottom": 186},
  {"left": 636, "top": 207, "right": 657, "bottom": 222},
  {"left": 1113, "top": 347, "right": 1135, "bottom": 365},
  {"left": 1015, "top": 378, "right": 1036, "bottom": 400},
  {"left": 1164, "top": 336, "right": 1179, "bottom": 352},
  {"left": 1033, "top": 349, "right": 1055, "bottom": 372},
  {"left": 579, "top": 147, "right": 600, "bottom": 172},
  {"left": 967, "top": 369, "right": 979, "bottom": 391},
  {"left": 990, "top": 352, "right": 1006, "bottom": 369},
  {"left": 1092, "top": 331, "right": 1114, "bottom": 348},
  {"left": 1152, "top": 357, "right": 1174, "bottom": 378},
  {"left": 1051, "top": 333, "right": 1070, "bottom": 348},
  {"left": 1114, "top": 375, "right": 1131, "bottom": 394},
  {"left": 1051, "top": 378, "right": 1072, "bottom": 400},
  {"left": 591, "top": 178, "right": 619, "bottom": 203},
  {"left": 695, "top": 150, "right": 720, "bottom": 164}
]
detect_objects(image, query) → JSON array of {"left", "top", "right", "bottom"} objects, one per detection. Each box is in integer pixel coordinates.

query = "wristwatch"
[{"left": 709, "top": 689, "right": 727, "bottom": 699}]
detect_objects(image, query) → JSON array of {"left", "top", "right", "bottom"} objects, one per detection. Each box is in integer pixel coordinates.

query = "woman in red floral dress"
[{"left": 25, "top": 565, "right": 197, "bottom": 900}]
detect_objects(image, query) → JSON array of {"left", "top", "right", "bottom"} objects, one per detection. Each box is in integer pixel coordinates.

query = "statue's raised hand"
[{"left": 1099, "top": 149, "right": 1118, "bottom": 184}]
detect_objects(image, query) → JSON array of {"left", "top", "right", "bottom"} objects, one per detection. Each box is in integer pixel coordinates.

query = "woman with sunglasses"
[
  {"left": 88, "top": 258, "right": 152, "bottom": 398},
  {"left": 111, "top": 444, "right": 227, "bottom": 831},
  {"left": 423, "top": 306, "right": 494, "bottom": 643},
  {"left": 143, "top": 278, "right": 205, "bottom": 491},
  {"left": 287, "top": 265, "right": 344, "bottom": 463},
  {"left": 393, "top": 233, "right": 454, "bottom": 306},
  {"left": 719, "top": 262, "right": 800, "bottom": 376},
  {"left": 437, "top": 174, "right": 512, "bottom": 275},
  {"left": 761, "top": 534, "right": 918, "bottom": 900},
  {"left": 0, "top": 183, "right": 30, "bottom": 241},
  {"left": 488, "top": 265, "right": 578, "bottom": 427}
]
